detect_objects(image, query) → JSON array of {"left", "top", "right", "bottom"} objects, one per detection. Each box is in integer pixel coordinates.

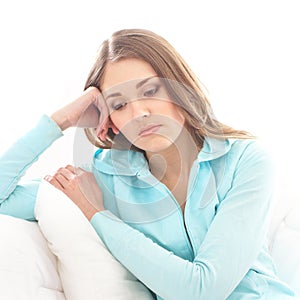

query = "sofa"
[
  {"left": 0, "top": 179, "right": 299, "bottom": 299},
  {"left": 267, "top": 186, "right": 300, "bottom": 296}
]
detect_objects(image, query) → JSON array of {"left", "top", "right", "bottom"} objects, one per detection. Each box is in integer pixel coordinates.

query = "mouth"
[{"left": 138, "top": 124, "right": 162, "bottom": 137}]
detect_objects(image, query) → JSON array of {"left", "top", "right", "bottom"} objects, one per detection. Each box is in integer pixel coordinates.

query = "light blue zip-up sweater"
[{"left": 0, "top": 115, "right": 297, "bottom": 299}]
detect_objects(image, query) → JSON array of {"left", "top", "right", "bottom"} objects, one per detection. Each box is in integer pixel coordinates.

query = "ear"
[{"left": 109, "top": 120, "right": 119, "bottom": 135}]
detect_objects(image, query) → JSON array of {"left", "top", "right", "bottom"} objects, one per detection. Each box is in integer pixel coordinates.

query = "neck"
[{"left": 146, "top": 128, "right": 200, "bottom": 183}]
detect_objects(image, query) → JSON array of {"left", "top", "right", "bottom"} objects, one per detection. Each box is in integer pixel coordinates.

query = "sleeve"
[
  {"left": 89, "top": 141, "right": 275, "bottom": 300},
  {"left": 0, "top": 115, "right": 63, "bottom": 220}
]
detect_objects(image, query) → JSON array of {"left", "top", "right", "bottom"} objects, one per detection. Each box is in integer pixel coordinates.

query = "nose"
[{"left": 130, "top": 99, "right": 150, "bottom": 120}]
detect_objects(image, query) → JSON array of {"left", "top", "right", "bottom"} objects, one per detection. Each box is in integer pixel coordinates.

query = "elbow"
[{"left": 178, "top": 261, "right": 233, "bottom": 300}]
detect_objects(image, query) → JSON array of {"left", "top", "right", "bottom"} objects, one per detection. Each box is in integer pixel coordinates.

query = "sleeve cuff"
[{"left": 20, "top": 114, "right": 63, "bottom": 154}]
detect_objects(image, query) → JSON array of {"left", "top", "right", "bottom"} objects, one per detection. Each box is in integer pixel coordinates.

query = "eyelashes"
[
  {"left": 112, "top": 102, "right": 127, "bottom": 111},
  {"left": 110, "top": 84, "right": 162, "bottom": 111},
  {"left": 143, "top": 84, "right": 160, "bottom": 97}
]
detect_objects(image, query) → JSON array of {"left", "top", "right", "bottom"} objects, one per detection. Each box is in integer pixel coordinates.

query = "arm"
[
  {"left": 0, "top": 87, "right": 105, "bottom": 221},
  {"left": 0, "top": 115, "right": 63, "bottom": 220},
  {"left": 89, "top": 141, "right": 275, "bottom": 299}
]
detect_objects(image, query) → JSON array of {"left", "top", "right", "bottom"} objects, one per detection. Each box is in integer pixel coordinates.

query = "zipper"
[
  {"left": 182, "top": 161, "right": 200, "bottom": 258},
  {"left": 137, "top": 166, "right": 197, "bottom": 259},
  {"left": 162, "top": 184, "right": 195, "bottom": 259}
]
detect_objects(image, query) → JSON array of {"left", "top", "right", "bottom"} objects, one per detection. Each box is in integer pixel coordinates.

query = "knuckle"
[
  {"left": 66, "top": 165, "right": 75, "bottom": 172},
  {"left": 69, "top": 174, "right": 77, "bottom": 182}
]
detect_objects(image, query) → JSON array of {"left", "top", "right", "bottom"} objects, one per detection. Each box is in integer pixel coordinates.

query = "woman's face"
[{"left": 101, "top": 58, "right": 185, "bottom": 153}]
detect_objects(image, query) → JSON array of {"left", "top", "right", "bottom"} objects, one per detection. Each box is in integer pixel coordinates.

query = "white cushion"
[
  {"left": 269, "top": 200, "right": 300, "bottom": 296},
  {"left": 34, "top": 180, "right": 154, "bottom": 300},
  {"left": 0, "top": 214, "right": 65, "bottom": 300}
]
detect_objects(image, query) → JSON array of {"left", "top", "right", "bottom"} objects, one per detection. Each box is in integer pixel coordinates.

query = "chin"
[{"left": 134, "top": 136, "right": 173, "bottom": 153}]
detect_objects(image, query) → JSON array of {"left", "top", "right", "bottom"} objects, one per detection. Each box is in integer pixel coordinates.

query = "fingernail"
[{"left": 44, "top": 175, "right": 51, "bottom": 181}]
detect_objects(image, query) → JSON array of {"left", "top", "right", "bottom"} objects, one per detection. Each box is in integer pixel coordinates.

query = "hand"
[
  {"left": 51, "top": 87, "right": 118, "bottom": 141},
  {"left": 44, "top": 165, "right": 104, "bottom": 220}
]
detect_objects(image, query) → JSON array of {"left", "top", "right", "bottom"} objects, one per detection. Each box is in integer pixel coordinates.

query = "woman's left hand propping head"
[
  {"left": 44, "top": 165, "right": 104, "bottom": 220},
  {"left": 95, "top": 94, "right": 119, "bottom": 142}
]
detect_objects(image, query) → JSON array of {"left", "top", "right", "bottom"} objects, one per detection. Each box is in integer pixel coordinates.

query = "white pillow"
[
  {"left": 34, "top": 180, "right": 154, "bottom": 300},
  {"left": 270, "top": 201, "right": 300, "bottom": 297},
  {"left": 0, "top": 214, "right": 65, "bottom": 300}
]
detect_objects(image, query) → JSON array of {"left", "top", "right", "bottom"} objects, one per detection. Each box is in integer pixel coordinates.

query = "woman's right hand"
[
  {"left": 44, "top": 165, "right": 104, "bottom": 220},
  {"left": 50, "top": 86, "right": 112, "bottom": 140}
]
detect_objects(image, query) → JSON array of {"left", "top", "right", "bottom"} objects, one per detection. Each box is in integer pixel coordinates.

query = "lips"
[{"left": 138, "top": 124, "right": 161, "bottom": 137}]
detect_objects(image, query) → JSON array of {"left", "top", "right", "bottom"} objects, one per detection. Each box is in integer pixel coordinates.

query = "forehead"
[{"left": 101, "top": 58, "right": 157, "bottom": 92}]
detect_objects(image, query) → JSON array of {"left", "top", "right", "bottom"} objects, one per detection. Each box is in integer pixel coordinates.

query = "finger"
[
  {"left": 54, "top": 173, "right": 72, "bottom": 189},
  {"left": 58, "top": 167, "right": 76, "bottom": 180},
  {"left": 96, "top": 119, "right": 109, "bottom": 141},
  {"left": 99, "top": 128, "right": 108, "bottom": 141},
  {"left": 44, "top": 175, "right": 64, "bottom": 191},
  {"left": 74, "top": 167, "right": 86, "bottom": 176},
  {"left": 109, "top": 119, "right": 119, "bottom": 135},
  {"left": 84, "top": 86, "right": 101, "bottom": 103},
  {"left": 65, "top": 165, "right": 76, "bottom": 173}
]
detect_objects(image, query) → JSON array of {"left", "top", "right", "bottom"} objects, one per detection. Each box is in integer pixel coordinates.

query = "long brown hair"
[{"left": 84, "top": 28, "right": 253, "bottom": 149}]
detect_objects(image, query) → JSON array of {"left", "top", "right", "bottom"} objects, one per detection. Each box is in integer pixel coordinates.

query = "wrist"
[
  {"left": 84, "top": 205, "right": 99, "bottom": 221},
  {"left": 50, "top": 112, "right": 71, "bottom": 131},
  {"left": 79, "top": 198, "right": 103, "bottom": 221}
]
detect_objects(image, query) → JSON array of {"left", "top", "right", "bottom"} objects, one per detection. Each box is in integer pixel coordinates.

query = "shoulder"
[
  {"left": 208, "top": 137, "right": 275, "bottom": 184},
  {"left": 92, "top": 148, "right": 148, "bottom": 176},
  {"left": 203, "top": 137, "right": 272, "bottom": 166},
  {"left": 228, "top": 138, "right": 273, "bottom": 166},
  {"left": 226, "top": 139, "right": 275, "bottom": 185}
]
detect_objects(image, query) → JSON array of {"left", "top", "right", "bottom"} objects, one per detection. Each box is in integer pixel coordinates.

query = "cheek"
[
  {"left": 165, "top": 103, "right": 185, "bottom": 125},
  {"left": 175, "top": 110, "right": 185, "bottom": 125},
  {"left": 110, "top": 113, "right": 125, "bottom": 130},
  {"left": 110, "top": 113, "right": 136, "bottom": 141}
]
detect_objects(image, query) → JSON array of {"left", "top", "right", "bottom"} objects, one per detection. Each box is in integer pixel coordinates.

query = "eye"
[
  {"left": 112, "top": 101, "right": 127, "bottom": 111},
  {"left": 143, "top": 84, "right": 160, "bottom": 97}
]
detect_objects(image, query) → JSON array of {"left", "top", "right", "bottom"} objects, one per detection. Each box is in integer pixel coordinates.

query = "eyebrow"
[
  {"left": 105, "top": 76, "right": 157, "bottom": 101},
  {"left": 136, "top": 76, "right": 156, "bottom": 89}
]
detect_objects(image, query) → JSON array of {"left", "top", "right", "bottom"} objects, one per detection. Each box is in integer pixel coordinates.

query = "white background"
[{"left": 0, "top": 0, "right": 299, "bottom": 198}]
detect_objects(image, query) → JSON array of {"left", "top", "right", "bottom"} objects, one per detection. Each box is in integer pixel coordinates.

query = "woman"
[{"left": 0, "top": 29, "right": 297, "bottom": 299}]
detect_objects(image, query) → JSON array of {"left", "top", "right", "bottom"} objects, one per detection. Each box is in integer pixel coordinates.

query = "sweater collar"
[
  {"left": 92, "top": 137, "right": 234, "bottom": 176},
  {"left": 197, "top": 137, "right": 234, "bottom": 162}
]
